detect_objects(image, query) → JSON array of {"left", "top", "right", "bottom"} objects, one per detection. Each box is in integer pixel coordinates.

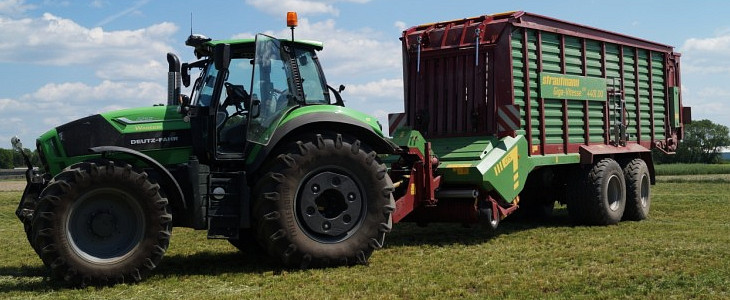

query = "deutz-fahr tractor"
[{"left": 13, "top": 15, "right": 396, "bottom": 286}]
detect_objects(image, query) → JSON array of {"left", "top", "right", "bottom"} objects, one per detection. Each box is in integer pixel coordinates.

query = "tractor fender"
[
  {"left": 247, "top": 112, "right": 399, "bottom": 172},
  {"left": 89, "top": 146, "right": 186, "bottom": 210}
]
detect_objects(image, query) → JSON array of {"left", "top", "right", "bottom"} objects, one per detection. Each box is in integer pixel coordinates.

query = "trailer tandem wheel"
[
  {"left": 622, "top": 158, "right": 651, "bottom": 221},
  {"left": 567, "top": 158, "right": 626, "bottom": 225}
]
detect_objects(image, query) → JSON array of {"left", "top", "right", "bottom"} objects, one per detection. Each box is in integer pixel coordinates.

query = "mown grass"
[
  {"left": 654, "top": 163, "right": 730, "bottom": 176},
  {"left": 1, "top": 182, "right": 729, "bottom": 299}
]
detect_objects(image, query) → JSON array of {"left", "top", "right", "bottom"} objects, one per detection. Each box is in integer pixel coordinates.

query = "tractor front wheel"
[
  {"left": 253, "top": 133, "right": 394, "bottom": 268},
  {"left": 31, "top": 160, "right": 172, "bottom": 286}
]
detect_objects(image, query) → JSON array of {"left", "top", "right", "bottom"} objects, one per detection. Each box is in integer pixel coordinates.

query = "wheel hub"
[
  {"left": 298, "top": 171, "right": 363, "bottom": 240},
  {"left": 89, "top": 211, "right": 116, "bottom": 238},
  {"left": 607, "top": 174, "right": 622, "bottom": 211},
  {"left": 67, "top": 188, "right": 145, "bottom": 263}
]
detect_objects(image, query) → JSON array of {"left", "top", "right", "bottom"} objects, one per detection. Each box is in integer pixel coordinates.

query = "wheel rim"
[
  {"left": 640, "top": 173, "right": 650, "bottom": 207},
  {"left": 606, "top": 174, "right": 623, "bottom": 211},
  {"left": 66, "top": 187, "right": 145, "bottom": 264},
  {"left": 296, "top": 168, "right": 365, "bottom": 243}
]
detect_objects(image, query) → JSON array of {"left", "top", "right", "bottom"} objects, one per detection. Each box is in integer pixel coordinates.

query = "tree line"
[
  {"left": 654, "top": 119, "right": 730, "bottom": 164},
  {"left": 0, "top": 148, "right": 42, "bottom": 169}
]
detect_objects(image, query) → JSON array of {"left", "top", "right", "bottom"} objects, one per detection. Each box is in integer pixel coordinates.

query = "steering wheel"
[{"left": 223, "top": 82, "right": 250, "bottom": 113}]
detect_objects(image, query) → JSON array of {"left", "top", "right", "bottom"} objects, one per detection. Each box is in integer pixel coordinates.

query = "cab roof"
[{"left": 195, "top": 38, "right": 324, "bottom": 57}]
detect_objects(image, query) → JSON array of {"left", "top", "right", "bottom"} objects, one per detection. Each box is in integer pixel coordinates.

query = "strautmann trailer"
[
  {"left": 387, "top": 11, "right": 690, "bottom": 227},
  {"left": 12, "top": 11, "right": 689, "bottom": 286}
]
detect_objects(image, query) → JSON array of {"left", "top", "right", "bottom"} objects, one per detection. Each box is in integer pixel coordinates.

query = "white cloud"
[
  {"left": 0, "top": 13, "right": 177, "bottom": 66},
  {"left": 90, "top": 0, "right": 106, "bottom": 8},
  {"left": 682, "top": 35, "right": 730, "bottom": 54},
  {"left": 682, "top": 85, "right": 730, "bottom": 128},
  {"left": 22, "top": 80, "right": 165, "bottom": 105},
  {"left": 0, "top": 0, "right": 35, "bottom": 16},
  {"left": 343, "top": 78, "right": 404, "bottom": 135},
  {"left": 271, "top": 18, "right": 401, "bottom": 79},
  {"left": 680, "top": 33, "right": 730, "bottom": 75},
  {"left": 96, "top": 59, "right": 166, "bottom": 81},
  {"left": 233, "top": 18, "right": 401, "bottom": 79},
  {"left": 1, "top": 80, "right": 167, "bottom": 143},
  {"left": 345, "top": 78, "right": 403, "bottom": 100},
  {"left": 245, "top": 0, "right": 370, "bottom": 17},
  {"left": 394, "top": 21, "right": 407, "bottom": 32}
]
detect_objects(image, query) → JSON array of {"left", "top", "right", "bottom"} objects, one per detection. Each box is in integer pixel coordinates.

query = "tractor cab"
[{"left": 180, "top": 34, "right": 340, "bottom": 163}]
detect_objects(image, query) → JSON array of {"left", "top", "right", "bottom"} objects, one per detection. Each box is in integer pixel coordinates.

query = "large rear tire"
[
  {"left": 622, "top": 158, "right": 651, "bottom": 221},
  {"left": 253, "top": 133, "right": 394, "bottom": 268},
  {"left": 227, "top": 229, "right": 265, "bottom": 254},
  {"left": 31, "top": 160, "right": 172, "bottom": 286},
  {"left": 567, "top": 158, "right": 626, "bottom": 225}
]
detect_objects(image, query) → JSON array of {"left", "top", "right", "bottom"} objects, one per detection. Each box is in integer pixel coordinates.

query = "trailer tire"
[
  {"left": 31, "top": 160, "right": 172, "bottom": 286},
  {"left": 622, "top": 159, "right": 650, "bottom": 221},
  {"left": 567, "top": 158, "right": 626, "bottom": 225},
  {"left": 253, "top": 133, "right": 394, "bottom": 268}
]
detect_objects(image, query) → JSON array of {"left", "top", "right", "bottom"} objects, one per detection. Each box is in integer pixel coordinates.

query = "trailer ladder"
[{"left": 608, "top": 77, "right": 626, "bottom": 146}]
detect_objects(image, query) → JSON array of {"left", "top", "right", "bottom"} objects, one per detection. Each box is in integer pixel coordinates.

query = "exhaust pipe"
[
  {"left": 166, "top": 53, "right": 181, "bottom": 105},
  {"left": 435, "top": 189, "right": 479, "bottom": 199}
]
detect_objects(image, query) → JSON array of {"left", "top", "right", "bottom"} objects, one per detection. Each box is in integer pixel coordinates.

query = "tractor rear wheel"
[
  {"left": 31, "top": 160, "right": 172, "bottom": 286},
  {"left": 253, "top": 133, "right": 394, "bottom": 268},
  {"left": 622, "top": 158, "right": 651, "bottom": 221},
  {"left": 228, "top": 229, "right": 265, "bottom": 254},
  {"left": 567, "top": 158, "right": 626, "bottom": 225}
]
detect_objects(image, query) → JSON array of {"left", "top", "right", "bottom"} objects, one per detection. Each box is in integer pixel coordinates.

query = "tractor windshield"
[
  {"left": 191, "top": 65, "right": 217, "bottom": 107},
  {"left": 247, "top": 34, "right": 299, "bottom": 145}
]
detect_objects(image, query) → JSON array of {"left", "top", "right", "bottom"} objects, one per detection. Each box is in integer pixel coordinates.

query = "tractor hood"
[{"left": 36, "top": 105, "right": 192, "bottom": 174}]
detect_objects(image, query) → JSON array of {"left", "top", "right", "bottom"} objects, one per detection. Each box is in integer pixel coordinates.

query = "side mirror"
[
  {"left": 177, "top": 94, "right": 191, "bottom": 118},
  {"left": 338, "top": 84, "right": 345, "bottom": 93},
  {"left": 10, "top": 136, "right": 23, "bottom": 152},
  {"left": 213, "top": 44, "right": 231, "bottom": 71},
  {"left": 181, "top": 63, "right": 191, "bottom": 87}
]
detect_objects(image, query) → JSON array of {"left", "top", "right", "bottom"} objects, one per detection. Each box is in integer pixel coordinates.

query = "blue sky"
[{"left": 2, "top": 0, "right": 730, "bottom": 146}]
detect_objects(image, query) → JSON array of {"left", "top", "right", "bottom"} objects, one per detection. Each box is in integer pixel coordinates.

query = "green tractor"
[{"left": 13, "top": 31, "right": 397, "bottom": 286}]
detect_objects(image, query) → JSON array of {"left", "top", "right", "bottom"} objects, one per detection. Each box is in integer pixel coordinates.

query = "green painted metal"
[
  {"left": 669, "top": 87, "right": 681, "bottom": 128},
  {"left": 207, "top": 38, "right": 323, "bottom": 50},
  {"left": 652, "top": 52, "right": 667, "bottom": 137},
  {"left": 436, "top": 135, "right": 533, "bottom": 203},
  {"left": 244, "top": 104, "right": 385, "bottom": 165},
  {"left": 197, "top": 38, "right": 323, "bottom": 57},
  {"left": 429, "top": 136, "right": 495, "bottom": 162},
  {"left": 36, "top": 105, "right": 193, "bottom": 175},
  {"left": 511, "top": 27, "right": 669, "bottom": 150},
  {"left": 279, "top": 105, "right": 384, "bottom": 136},
  {"left": 101, "top": 106, "right": 190, "bottom": 134},
  {"left": 528, "top": 153, "right": 580, "bottom": 166},
  {"left": 390, "top": 128, "right": 426, "bottom": 156}
]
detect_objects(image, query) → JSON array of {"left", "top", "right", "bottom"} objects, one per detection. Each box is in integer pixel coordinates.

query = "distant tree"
[
  {"left": 666, "top": 119, "right": 730, "bottom": 164},
  {"left": 12, "top": 149, "right": 25, "bottom": 167},
  {"left": 0, "top": 149, "right": 13, "bottom": 169}
]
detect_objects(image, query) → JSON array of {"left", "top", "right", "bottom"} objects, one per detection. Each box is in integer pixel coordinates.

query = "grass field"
[
  {"left": 654, "top": 163, "right": 730, "bottom": 176},
  {"left": 1, "top": 180, "right": 728, "bottom": 299}
]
